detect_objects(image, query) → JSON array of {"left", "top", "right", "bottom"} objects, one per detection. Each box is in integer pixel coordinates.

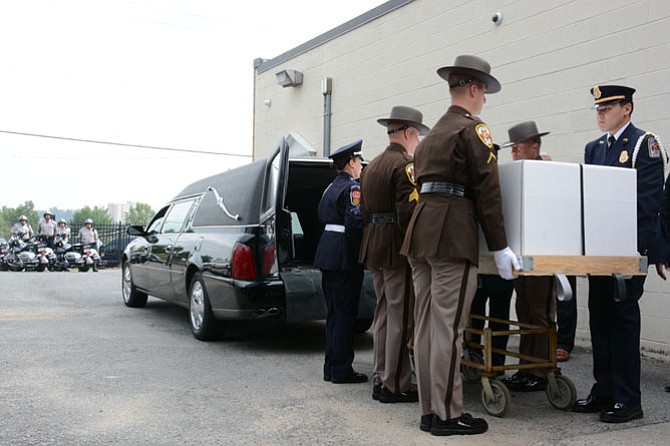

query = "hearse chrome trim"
[{"left": 207, "top": 186, "right": 240, "bottom": 221}]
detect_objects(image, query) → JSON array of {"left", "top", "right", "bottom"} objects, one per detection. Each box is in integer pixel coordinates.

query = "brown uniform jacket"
[
  {"left": 359, "top": 143, "right": 417, "bottom": 268},
  {"left": 400, "top": 105, "right": 507, "bottom": 266}
]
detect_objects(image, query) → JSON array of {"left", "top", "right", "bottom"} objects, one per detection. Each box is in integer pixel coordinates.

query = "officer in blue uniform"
[
  {"left": 573, "top": 85, "right": 665, "bottom": 423},
  {"left": 314, "top": 140, "right": 368, "bottom": 384}
]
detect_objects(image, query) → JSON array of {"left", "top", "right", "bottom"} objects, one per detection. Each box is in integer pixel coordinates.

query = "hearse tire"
[
  {"left": 189, "top": 273, "right": 225, "bottom": 341},
  {"left": 122, "top": 262, "right": 148, "bottom": 308}
]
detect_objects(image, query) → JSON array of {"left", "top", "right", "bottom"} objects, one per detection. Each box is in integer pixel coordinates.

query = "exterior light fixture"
[{"left": 275, "top": 69, "right": 303, "bottom": 87}]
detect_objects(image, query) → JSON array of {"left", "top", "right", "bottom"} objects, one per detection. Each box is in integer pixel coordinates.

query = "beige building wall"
[{"left": 253, "top": 0, "right": 670, "bottom": 356}]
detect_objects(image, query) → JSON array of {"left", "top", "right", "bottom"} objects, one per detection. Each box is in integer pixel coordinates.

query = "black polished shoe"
[
  {"left": 572, "top": 394, "right": 613, "bottom": 413},
  {"left": 501, "top": 371, "right": 526, "bottom": 387},
  {"left": 372, "top": 377, "right": 382, "bottom": 400},
  {"left": 430, "top": 413, "right": 488, "bottom": 436},
  {"left": 506, "top": 374, "right": 547, "bottom": 392},
  {"left": 378, "top": 385, "right": 418, "bottom": 403},
  {"left": 331, "top": 371, "right": 368, "bottom": 384},
  {"left": 419, "top": 414, "right": 433, "bottom": 432},
  {"left": 600, "top": 402, "right": 643, "bottom": 423},
  {"left": 323, "top": 375, "right": 331, "bottom": 382}
]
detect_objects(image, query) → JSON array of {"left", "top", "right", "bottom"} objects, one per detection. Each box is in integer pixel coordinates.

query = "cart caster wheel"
[
  {"left": 481, "top": 379, "right": 511, "bottom": 417},
  {"left": 461, "top": 350, "right": 483, "bottom": 383},
  {"left": 546, "top": 374, "right": 577, "bottom": 410}
]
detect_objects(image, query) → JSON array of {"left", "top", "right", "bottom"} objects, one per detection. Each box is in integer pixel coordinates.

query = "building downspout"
[{"left": 322, "top": 77, "right": 333, "bottom": 157}]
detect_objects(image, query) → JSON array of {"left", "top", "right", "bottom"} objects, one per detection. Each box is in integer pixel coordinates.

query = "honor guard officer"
[
  {"left": 400, "top": 55, "right": 520, "bottom": 436},
  {"left": 573, "top": 85, "right": 666, "bottom": 423},
  {"left": 314, "top": 140, "right": 368, "bottom": 384},
  {"left": 359, "top": 106, "right": 430, "bottom": 403}
]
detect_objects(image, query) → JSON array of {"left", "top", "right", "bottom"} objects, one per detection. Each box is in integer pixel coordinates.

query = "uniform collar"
[
  {"left": 608, "top": 121, "right": 632, "bottom": 142},
  {"left": 387, "top": 142, "right": 409, "bottom": 155},
  {"left": 447, "top": 105, "right": 472, "bottom": 117}
]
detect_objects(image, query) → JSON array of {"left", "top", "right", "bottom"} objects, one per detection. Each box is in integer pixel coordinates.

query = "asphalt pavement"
[{"left": 0, "top": 270, "right": 668, "bottom": 445}]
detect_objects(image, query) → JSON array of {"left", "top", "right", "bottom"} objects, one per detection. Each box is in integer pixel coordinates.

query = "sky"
[{"left": 0, "top": 0, "right": 385, "bottom": 212}]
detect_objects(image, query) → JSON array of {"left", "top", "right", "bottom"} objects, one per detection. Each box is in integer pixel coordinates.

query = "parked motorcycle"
[
  {"left": 52, "top": 235, "right": 84, "bottom": 271},
  {"left": 34, "top": 235, "right": 57, "bottom": 272},
  {"left": 0, "top": 238, "right": 9, "bottom": 271},
  {"left": 78, "top": 244, "right": 101, "bottom": 272},
  {"left": 5, "top": 236, "right": 40, "bottom": 271}
]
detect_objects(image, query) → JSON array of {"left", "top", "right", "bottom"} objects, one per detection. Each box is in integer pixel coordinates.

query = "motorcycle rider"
[
  {"left": 56, "top": 219, "right": 71, "bottom": 243},
  {"left": 37, "top": 211, "right": 58, "bottom": 249},
  {"left": 12, "top": 215, "right": 34, "bottom": 241},
  {"left": 78, "top": 218, "right": 100, "bottom": 272}
]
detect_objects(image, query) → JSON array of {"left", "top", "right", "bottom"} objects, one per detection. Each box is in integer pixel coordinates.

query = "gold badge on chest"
[{"left": 619, "top": 150, "right": 629, "bottom": 164}]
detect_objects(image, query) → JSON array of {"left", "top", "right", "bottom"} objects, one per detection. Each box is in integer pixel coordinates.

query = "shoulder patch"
[
  {"left": 475, "top": 124, "right": 494, "bottom": 149},
  {"left": 649, "top": 137, "right": 661, "bottom": 158},
  {"left": 405, "top": 162, "right": 416, "bottom": 186},
  {"left": 350, "top": 184, "right": 361, "bottom": 206}
]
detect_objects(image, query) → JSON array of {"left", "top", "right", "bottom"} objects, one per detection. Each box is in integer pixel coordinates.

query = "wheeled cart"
[{"left": 462, "top": 254, "right": 647, "bottom": 417}]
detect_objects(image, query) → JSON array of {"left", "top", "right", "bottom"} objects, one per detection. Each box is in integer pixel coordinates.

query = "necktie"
[{"left": 608, "top": 135, "right": 616, "bottom": 149}]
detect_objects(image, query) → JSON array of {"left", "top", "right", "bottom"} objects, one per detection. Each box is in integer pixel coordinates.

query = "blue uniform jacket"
[
  {"left": 314, "top": 172, "right": 364, "bottom": 271},
  {"left": 585, "top": 123, "right": 665, "bottom": 263}
]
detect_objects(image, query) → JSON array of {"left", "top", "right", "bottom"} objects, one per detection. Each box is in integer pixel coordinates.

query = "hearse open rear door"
[{"left": 272, "top": 137, "right": 328, "bottom": 322}]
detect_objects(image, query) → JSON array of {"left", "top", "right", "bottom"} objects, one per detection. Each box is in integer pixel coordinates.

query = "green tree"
[
  {"left": 1, "top": 201, "right": 40, "bottom": 236},
  {"left": 72, "top": 206, "right": 113, "bottom": 226},
  {"left": 124, "top": 202, "right": 155, "bottom": 226}
]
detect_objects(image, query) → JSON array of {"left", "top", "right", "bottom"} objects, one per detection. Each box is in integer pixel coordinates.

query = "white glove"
[{"left": 492, "top": 247, "right": 521, "bottom": 280}]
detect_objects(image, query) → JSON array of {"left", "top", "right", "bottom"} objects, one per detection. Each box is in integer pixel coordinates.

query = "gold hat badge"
[{"left": 593, "top": 85, "right": 602, "bottom": 99}]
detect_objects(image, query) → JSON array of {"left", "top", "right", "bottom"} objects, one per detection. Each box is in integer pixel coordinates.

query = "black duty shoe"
[
  {"left": 378, "top": 386, "right": 419, "bottom": 403},
  {"left": 372, "top": 377, "right": 382, "bottom": 400},
  {"left": 331, "top": 371, "right": 368, "bottom": 384},
  {"left": 430, "top": 413, "right": 488, "bottom": 436},
  {"left": 419, "top": 414, "right": 433, "bottom": 432},
  {"left": 572, "top": 394, "right": 613, "bottom": 413},
  {"left": 665, "top": 386, "right": 670, "bottom": 393},
  {"left": 501, "top": 371, "right": 526, "bottom": 387},
  {"left": 323, "top": 375, "right": 331, "bottom": 382},
  {"left": 600, "top": 402, "right": 643, "bottom": 423},
  {"left": 506, "top": 374, "right": 547, "bottom": 392}
]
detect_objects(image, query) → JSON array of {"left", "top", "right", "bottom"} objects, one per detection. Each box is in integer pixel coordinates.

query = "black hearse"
[{"left": 121, "top": 138, "right": 375, "bottom": 340}]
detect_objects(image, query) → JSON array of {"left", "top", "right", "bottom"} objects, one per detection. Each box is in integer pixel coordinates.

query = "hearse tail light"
[
  {"left": 231, "top": 242, "right": 256, "bottom": 280},
  {"left": 262, "top": 243, "right": 276, "bottom": 277}
]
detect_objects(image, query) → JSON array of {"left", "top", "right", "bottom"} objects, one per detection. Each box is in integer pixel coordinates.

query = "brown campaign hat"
[
  {"left": 377, "top": 106, "right": 431, "bottom": 135},
  {"left": 502, "top": 121, "right": 550, "bottom": 148},
  {"left": 437, "top": 55, "right": 501, "bottom": 94}
]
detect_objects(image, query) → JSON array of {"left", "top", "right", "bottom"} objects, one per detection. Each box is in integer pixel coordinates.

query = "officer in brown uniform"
[
  {"left": 359, "top": 106, "right": 430, "bottom": 403},
  {"left": 400, "top": 55, "right": 520, "bottom": 436}
]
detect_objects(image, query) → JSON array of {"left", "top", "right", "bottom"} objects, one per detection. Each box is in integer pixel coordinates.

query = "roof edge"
[{"left": 255, "top": 0, "right": 413, "bottom": 74}]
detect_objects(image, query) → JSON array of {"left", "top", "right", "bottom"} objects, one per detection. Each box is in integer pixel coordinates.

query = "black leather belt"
[
  {"left": 420, "top": 181, "right": 474, "bottom": 199},
  {"left": 371, "top": 212, "right": 397, "bottom": 224}
]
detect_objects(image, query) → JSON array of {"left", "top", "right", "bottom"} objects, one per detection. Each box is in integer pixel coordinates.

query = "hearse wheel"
[{"left": 189, "top": 272, "right": 225, "bottom": 341}]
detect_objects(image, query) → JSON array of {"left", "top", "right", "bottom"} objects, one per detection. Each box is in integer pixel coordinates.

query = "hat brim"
[
  {"left": 377, "top": 118, "right": 431, "bottom": 136},
  {"left": 437, "top": 66, "right": 501, "bottom": 94},
  {"left": 501, "top": 131, "right": 551, "bottom": 148}
]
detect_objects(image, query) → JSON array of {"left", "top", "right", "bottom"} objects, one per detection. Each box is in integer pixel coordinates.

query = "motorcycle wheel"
[
  {"left": 8, "top": 262, "right": 24, "bottom": 272},
  {"left": 79, "top": 264, "right": 90, "bottom": 272},
  {"left": 36, "top": 263, "right": 46, "bottom": 272}
]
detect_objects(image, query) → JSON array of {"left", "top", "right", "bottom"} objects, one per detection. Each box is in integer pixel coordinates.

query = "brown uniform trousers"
[
  {"left": 401, "top": 106, "right": 508, "bottom": 421},
  {"left": 515, "top": 276, "right": 556, "bottom": 378},
  {"left": 359, "top": 143, "right": 417, "bottom": 393}
]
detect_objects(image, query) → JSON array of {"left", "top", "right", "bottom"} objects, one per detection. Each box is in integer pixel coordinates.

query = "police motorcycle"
[
  {"left": 4, "top": 235, "right": 40, "bottom": 271},
  {"left": 34, "top": 235, "right": 57, "bottom": 272},
  {"left": 0, "top": 238, "right": 9, "bottom": 271},
  {"left": 52, "top": 234, "right": 84, "bottom": 271},
  {"left": 78, "top": 243, "right": 102, "bottom": 272}
]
